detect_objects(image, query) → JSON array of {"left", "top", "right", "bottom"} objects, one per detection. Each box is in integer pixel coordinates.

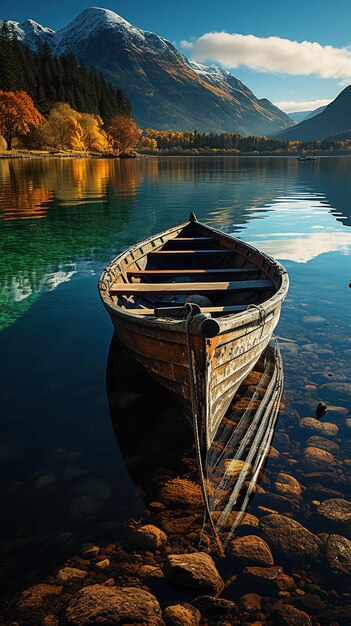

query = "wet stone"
[
  {"left": 273, "top": 472, "right": 302, "bottom": 497},
  {"left": 239, "top": 593, "right": 262, "bottom": 612},
  {"left": 35, "top": 474, "right": 57, "bottom": 489},
  {"left": 227, "top": 535, "right": 274, "bottom": 566},
  {"left": 318, "top": 607, "right": 351, "bottom": 625},
  {"left": 57, "top": 567, "right": 87, "bottom": 584},
  {"left": 301, "top": 446, "right": 335, "bottom": 470},
  {"left": 68, "top": 495, "right": 105, "bottom": 522},
  {"left": 272, "top": 605, "right": 312, "bottom": 626},
  {"left": 129, "top": 524, "right": 168, "bottom": 551},
  {"left": 305, "top": 436, "right": 340, "bottom": 454},
  {"left": 190, "top": 596, "right": 238, "bottom": 615},
  {"left": 223, "top": 459, "right": 251, "bottom": 479},
  {"left": 289, "top": 594, "right": 327, "bottom": 614},
  {"left": 299, "top": 417, "right": 338, "bottom": 437},
  {"left": 163, "top": 603, "right": 201, "bottom": 626},
  {"left": 17, "top": 584, "right": 62, "bottom": 623},
  {"left": 72, "top": 478, "right": 112, "bottom": 501},
  {"left": 64, "top": 585, "right": 164, "bottom": 626},
  {"left": 259, "top": 514, "right": 322, "bottom": 561},
  {"left": 255, "top": 493, "right": 294, "bottom": 513},
  {"left": 160, "top": 479, "right": 203, "bottom": 508},
  {"left": 163, "top": 552, "right": 224, "bottom": 595},
  {"left": 314, "top": 498, "right": 351, "bottom": 537},
  {"left": 81, "top": 543, "right": 100, "bottom": 557},
  {"left": 212, "top": 511, "right": 259, "bottom": 533},
  {"left": 240, "top": 566, "right": 283, "bottom": 590},
  {"left": 324, "top": 534, "right": 351, "bottom": 574}
]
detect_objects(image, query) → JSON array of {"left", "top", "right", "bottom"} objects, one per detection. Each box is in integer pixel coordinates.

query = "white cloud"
[
  {"left": 273, "top": 98, "right": 333, "bottom": 113},
  {"left": 182, "top": 32, "right": 351, "bottom": 79}
]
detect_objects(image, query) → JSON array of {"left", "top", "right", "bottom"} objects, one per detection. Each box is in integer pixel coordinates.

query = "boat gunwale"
[{"left": 98, "top": 219, "right": 289, "bottom": 336}]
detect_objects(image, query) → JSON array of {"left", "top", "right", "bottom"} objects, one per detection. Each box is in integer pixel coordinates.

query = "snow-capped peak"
[{"left": 55, "top": 6, "right": 146, "bottom": 51}]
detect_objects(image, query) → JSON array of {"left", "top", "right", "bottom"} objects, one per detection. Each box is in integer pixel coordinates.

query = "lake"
[{"left": 1, "top": 156, "right": 351, "bottom": 621}]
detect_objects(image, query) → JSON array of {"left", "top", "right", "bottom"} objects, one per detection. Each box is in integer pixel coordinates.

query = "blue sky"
[{"left": 3, "top": 0, "right": 351, "bottom": 111}]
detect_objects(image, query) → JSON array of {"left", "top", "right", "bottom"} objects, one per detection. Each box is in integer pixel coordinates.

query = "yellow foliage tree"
[
  {"left": 39, "top": 103, "right": 111, "bottom": 152},
  {"left": 108, "top": 115, "right": 142, "bottom": 155},
  {"left": 0, "top": 90, "right": 44, "bottom": 150},
  {"left": 80, "top": 114, "right": 111, "bottom": 152}
]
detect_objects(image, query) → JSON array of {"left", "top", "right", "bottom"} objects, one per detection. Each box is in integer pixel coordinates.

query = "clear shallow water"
[{"left": 1, "top": 156, "right": 351, "bottom": 605}]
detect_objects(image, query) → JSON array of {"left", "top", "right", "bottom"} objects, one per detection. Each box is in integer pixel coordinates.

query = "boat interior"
[{"left": 107, "top": 218, "right": 279, "bottom": 318}]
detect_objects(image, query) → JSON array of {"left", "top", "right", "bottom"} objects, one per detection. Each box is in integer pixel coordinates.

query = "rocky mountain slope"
[
  {"left": 278, "top": 88, "right": 351, "bottom": 141},
  {"left": 5, "top": 8, "right": 292, "bottom": 134}
]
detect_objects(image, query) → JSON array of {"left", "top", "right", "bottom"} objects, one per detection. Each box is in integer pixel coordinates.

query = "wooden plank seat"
[
  {"left": 109, "top": 279, "right": 273, "bottom": 296},
  {"left": 167, "top": 237, "right": 215, "bottom": 241},
  {"left": 149, "top": 249, "right": 234, "bottom": 256},
  {"left": 127, "top": 268, "right": 259, "bottom": 277},
  {"left": 121, "top": 305, "right": 248, "bottom": 316}
]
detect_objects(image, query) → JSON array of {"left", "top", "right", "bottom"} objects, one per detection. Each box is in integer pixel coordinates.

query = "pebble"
[
  {"left": 299, "top": 417, "right": 338, "bottom": 437},
  {"left": 129, "top": 524, "right": 168, "bottom": 551},
  {"left": 223, "top": 459, "right": 251, "bottom": 479},
  {"left": 57, "top": 567, "right": 87, "bottom": 584},
  {"left": 240, "top": 566, "right": 283, "bottom": 590},
  {"left": 160, "top": 479, "right": 204, "bottom": 507},
  {"left": 190, "top": 596, "right": 238, "bottom": 615},
  {"left": 68, "top": 495, "right": 105, "bottom": 522},
  {"left": 163, "top": 552, "right": 224, "bottom": 595},
  {"left": 305, "top": 436, "right": 340, "bottom": 454},
  {"left": 314, "top": 498, "right": 351, "bottom": 537},
  {"left": 81, "top": 543, "right": 100, "bottom": 557},
  {"left": 301, "top": 446, "right": 335, "bottom": 470},
  {"left": 64, "top": 585, "right": 164, "bottom": 625},
  {"left": 324, "top": 534, "right": 351, "bottom": 574},
  {"left": 239, "top": 593, "right": 262, "bottom": 612},
  {"left": 163, "top": 603, "right": 201, "bottom": 626},
  {"left": 35, "top": 474, "right": 57, "bottom": 489},
  {"left": 273, "top": 472, "right": 302, "bottom": 497},
  {"left": 259, "top": 514, "right": 322, "bottom": 561},
  {"left": 272, "top": 604, "right": 312, "bottom": 625},
  {"left": 95, "top": 558, "right": 110, "bottom": 569},
  {"left": 228, "top": 535, "right": 274, "bottom": 566}
]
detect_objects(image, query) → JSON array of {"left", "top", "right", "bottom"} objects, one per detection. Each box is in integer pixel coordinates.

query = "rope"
[{"left": 185, "top": 304, "right": 225, "bottom": 556}]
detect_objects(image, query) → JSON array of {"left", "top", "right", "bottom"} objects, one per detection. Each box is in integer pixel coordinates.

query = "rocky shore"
[{"left": 1, "top": 397, "right": 350, "bottom": 625}]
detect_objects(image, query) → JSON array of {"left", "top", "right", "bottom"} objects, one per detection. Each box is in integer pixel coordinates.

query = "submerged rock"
[
  {"left": 129, "top": 524, "right": 168, "bottom": 551},
  {"left": 272, "top": 604, "right": 312, "bottom": 625},
  {"left": 240, "top": 565, "right": 283, "bottom": 590},
  {"left": 273, "top": 472, "right": 302, "bottom": 497},
  {"left": 163, "top": 552, "right": 224, "bottom": 595},
  {"left": 17, "top": 584, "right": 62, "bottom": 623},
  {"left": 259, "top": 514, "right": 322, "bottom": 561},
  {"left": 227, "top": 535, "right": 274, "bottom": 566},
  {"left": 301, "top": 446, "right": 335, "bottom": 470},
  {"left": 314, "top": 498, "right": 351, "bottom": 537},
  {"left": 64, "top": 585, "right": 164, "bottom": 625},
  {"left": 160, "top": 479, "right": 203, "bottom": 508},
  {"left": 57, "top": 567, "right": 87, "bottom": 584},
  {"left": 68, "top": 495, "right": 105, "bottom": 522},
  {"left": 305, "top": 436, "right": 340, "bottom": 454},
  {"left": 299, "top": 418, "right": 338, "bottom": 437},
  {"left": 163, "top": 603, "right": 201, "bottom": 626},
  {"left": 190, "top": 596, "right": 237, "bottom": 614},
  {"left": 324, "top": 534, "right": 351, "bottom": 574},
  {"left": 239, "top": 593, "right": 262, "bottom": 612}
]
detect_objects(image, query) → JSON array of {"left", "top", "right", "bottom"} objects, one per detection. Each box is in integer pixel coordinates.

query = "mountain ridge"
[
  {"left": 278, "top": 87, "right": 351, "bottom": 141},
  {"left": 3, "top": 7, "right": 293, "bottom": 134}
]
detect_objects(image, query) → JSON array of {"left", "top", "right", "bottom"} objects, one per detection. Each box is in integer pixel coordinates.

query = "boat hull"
[{"left": 99, "top": 218, "right": 289, "bottom": 449}]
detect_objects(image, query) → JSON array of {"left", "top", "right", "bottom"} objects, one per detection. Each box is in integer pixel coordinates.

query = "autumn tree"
[
  {"left": 0, "top": 90, "right": 44, "bottom": 150},
  {"left": 108, "top": 115, "right": 142, "bottom": 155},
  {"left": 80, "top": 113, "right": 111, "bottom": 151}
]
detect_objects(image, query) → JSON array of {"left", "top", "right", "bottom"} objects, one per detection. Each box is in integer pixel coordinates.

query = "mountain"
[
  {"left": 5, "top": 7, "right": 292, "bottom": 134},
  {"left": 288, "top": 105, "right": 327, "bottom": 124},
  {"left": 305, "top": 105, "right": 326, "bottom": 120},
  {"left": 289, "top": 111, "right": 311, "bottom": 123},
  {"left": 278, "top": 87, "right": 351, "bottom": 141}
]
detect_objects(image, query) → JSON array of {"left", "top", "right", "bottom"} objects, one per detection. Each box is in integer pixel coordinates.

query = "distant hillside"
[
  {"left": 278, "top": 87, "right": 351, "bottom": 141},
  {"left": 325, "top": 129, "right": 351, "bottom": 142},
  {"left": 289, "top": 105, "right": 326, "bottom": 123},
  {"left": 0, "top": 21, "right": 131, "bottom": 120},
  {"left": 4, "top": 7, "right": 293, "bottom": 134}
]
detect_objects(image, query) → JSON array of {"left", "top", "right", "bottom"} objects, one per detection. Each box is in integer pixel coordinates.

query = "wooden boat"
[
  {"left": 298, "top": 155, "right": 317, "bottom": 161},
  {"left": 99, "top": 213, "right": 289, "bottom": 449}
]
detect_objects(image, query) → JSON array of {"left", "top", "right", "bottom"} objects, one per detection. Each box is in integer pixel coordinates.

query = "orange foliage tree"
[
  {"left": 0, "top": 91, "right": 44, "bottom": 150},
  {"left": 108, "top": 115, "right": 141, "bottom": 155}
]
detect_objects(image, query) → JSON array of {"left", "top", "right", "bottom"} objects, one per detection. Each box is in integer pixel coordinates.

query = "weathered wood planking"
[{"left": 98, "top": 215, "right": 289, "bottom": 449}]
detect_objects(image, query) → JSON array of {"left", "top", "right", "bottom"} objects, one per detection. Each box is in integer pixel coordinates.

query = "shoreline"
[{"left": 1, "top": 150, "right": 351, "bottom": 160}]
